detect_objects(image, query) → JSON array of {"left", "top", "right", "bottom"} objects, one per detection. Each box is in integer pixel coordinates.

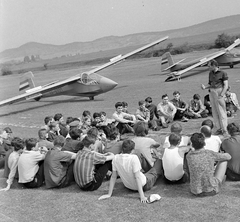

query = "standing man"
[{"left": 201, "top": 60, "right": 228, "bottom": 136}]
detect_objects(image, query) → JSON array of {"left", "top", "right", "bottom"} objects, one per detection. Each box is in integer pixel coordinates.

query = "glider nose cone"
[{"left": 100, "top": 77, "right": 118, "bottom": 92}]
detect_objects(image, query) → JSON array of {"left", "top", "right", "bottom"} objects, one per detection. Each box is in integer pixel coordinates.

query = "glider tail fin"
[
  {"left": 19, "top": 71, "right": 35, "bottom": 92},
  {"left": 162, "top": 52, "right": 175, "bottom": 66}
]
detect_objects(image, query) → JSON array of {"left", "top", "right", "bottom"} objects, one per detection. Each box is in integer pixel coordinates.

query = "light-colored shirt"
[
  {"left": 112, "top": 153, "right": 146, "bottom": 190},
  {"left": 204, "top": 135, "right": 221, "bottom": 152},
  {"left": 18, "top": 150, "right": 45, "bottom": 183},
  {"left": 163, "top": 135, "right": 190, "bottom": 149},
  {"left": 7, "top": 151, "right": 20, "bottom": 186},
  {"left": 112, "top": 111, "right": 134, "bottom": 125},
  {"left": 157, "top": 102, "right": 176, "bottom": 117}
]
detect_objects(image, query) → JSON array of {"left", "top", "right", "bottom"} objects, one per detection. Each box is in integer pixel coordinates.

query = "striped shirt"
[{"left": 73, "top": 147, "right": 107, "bottom": 188}]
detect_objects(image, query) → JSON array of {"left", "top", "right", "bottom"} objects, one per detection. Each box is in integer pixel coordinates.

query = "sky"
[{"left": 0, "top": 0, "right": 240, "bottom": 52}]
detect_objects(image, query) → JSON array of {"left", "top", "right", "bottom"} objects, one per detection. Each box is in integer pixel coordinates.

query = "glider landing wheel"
[
  {"left": 89, "top": 96, "right": 94, "bottom": 100},
  {"left": 230, "top": 65, "right": 234, "bottom": 68}
]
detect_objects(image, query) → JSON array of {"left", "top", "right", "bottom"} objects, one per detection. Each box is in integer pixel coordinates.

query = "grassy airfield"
[{"left": 0, "top": 51, "right": 240, "bottom": 221}]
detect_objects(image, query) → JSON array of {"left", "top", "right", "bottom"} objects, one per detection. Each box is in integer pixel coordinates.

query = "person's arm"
[
  {"left": 0, "top": 156, "right": 18, "bottom": 191},
  {"left": 220, "top": 80, "right": 228, "bottom": 97},
  {"left": 171, "top": 102, "right": 177, "bottom": 117},
  {"left": 232, "top": 93, "right": 240, "bottom": 110},
  {"left": 112, "top": 112, "right": 129, "bottom": 123},
  {"left": 104, "top": 152, "right": 115, "bottom": 161},
  {"left": 134, "top": 171, "right": 147, "bottom": 203},
  {"left": 63, "top": 151, "right": 77, "bottom": 159},
  {"left": 98, "top": 170, "right": 118, "bottom": 200},
  {"left": 178, "top": 146, "right": 191, "bottom": 158},
  {"left": 196, "top": 100, "right": 204, "bottom": 114},
  {"left": 136, "top": 109, "right": 145, "bottom": 121}
]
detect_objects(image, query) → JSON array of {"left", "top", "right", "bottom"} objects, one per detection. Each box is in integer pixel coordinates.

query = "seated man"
[
  {"left": 18, "top": 138, "right": 47, "bottom": 188},
  {"left": 157, "top": 94, "right": 177, "bottom": 128},
  {"left": 99, "top": 140, "right": 162, "bottom": 203},
  {"left": 112, "top": 102, "right": 136, "bottom": 135},
  {"left": 200, "top": 125, "right": 221, "bottom": 152},
  {"left": 171, "top": 91, "right": 189, "bottom": 122},
  {"left": 221, "top": 123, "right": 240, "bottom": 181},
  {"left": 145, "top": 97, "right": 160, "bottom": 131},
  {"left": 225, "top": 87, "right": 240, "bottom": 117},
  {"left": 162, "top": 133, "right": 189, "bottom": 183},
  {"left": 38, "top": 129, "right": 54, "bottom": 150},
  {"left": 131, "top": 121, "right": 160, "bottom": 172},
  {"left": 73, "top": 136, "right": 114, "bottom": 191},
  {"left": 188, "top": 94, "right": 208, "bottom": 119},
  {"left": 163, "top": 122, "right": 190, "bottom": 148},
  {"left": 135, "top": 100, "right": 150, "bottom": 124},
  {"left": 54, "top": 113, "right": 68, "bottom": 137},
  {"left": 0, "top": 137, "right": 25, "bottom": 191},
  {"left": 187, "top": 133, "right": 231, "bottom": 196},
  {"left": 44, "top": 136, "right": 76, "bottom": 188},
  {"left": 62, "top": 128, "right": 83, "bottom": 153}
]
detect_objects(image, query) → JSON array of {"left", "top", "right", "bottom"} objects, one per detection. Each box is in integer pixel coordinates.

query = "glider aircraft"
[
  {"left": 162, "top": 38, "right": 240, "bottom": 81},
  {"left": 0, "top": 36, "right": 168, "bottom": 107}
]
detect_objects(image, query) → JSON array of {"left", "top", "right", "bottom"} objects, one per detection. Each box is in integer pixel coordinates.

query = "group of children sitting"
[{"left": 0, "top": 98, "right": 240, "bottom": 203}]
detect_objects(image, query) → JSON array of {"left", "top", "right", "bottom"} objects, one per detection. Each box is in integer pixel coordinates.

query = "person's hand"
[
  {"left": 140, "top": 196, "right": 148, "bottom": 203},
  {"left": 201, "top": 84, "right": 206, "bottom": 90},
  {"left": 98, "top": 194, "right": 111, "bottom": 200}
]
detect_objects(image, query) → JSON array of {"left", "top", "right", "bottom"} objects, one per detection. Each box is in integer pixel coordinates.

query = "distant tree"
[
  {"left": 166, "top": 43, "right": 173, "bottom": 52},
  {"left": 214, "top": 33, "right": 234, "bottom": 48},
  {"left": 1, "top": 66, "right": 12, "bottom": 76},
  {"left": 43, "top": 63, "right": 48, "bottom": 70},
  {"left": 23, "top": 56, "right": 30, "bottom": 63},
  {"left": 31, "top": 55, "right": 35, "bottom": 62}
]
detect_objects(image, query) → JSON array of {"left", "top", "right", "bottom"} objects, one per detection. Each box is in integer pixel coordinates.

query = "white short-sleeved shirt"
[
  {"left": 163, "top": 135, "right": 190, "bottom": 149},
  {"left": 204, "top": 135, "right": 222, "bottom": 153},
  {"left": 112, "top": 154, "right": 146, "bottom": 190}
]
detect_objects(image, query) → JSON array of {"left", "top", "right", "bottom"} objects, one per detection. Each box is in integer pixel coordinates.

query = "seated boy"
[
  {"left": 188, "top": 94, "right": 208, "bottom": 119},
  {"left": 98, "top": 140, "right": 162, "bottom": 203},
  {"left": 112, "top": 102, "right": 136, "bottom": 135},
  {"left": 18, "top": 138, "right": 47, "bottom": 188},
  {"left": 0, "top": 137, "right": 25, "bottom": 191},
  {"left": 186, "top": 133, "right": 231, "bottom": 196},
  {"left": 135, "top": 100, "right": 150, "bottom": 124},
  {"left": 200, "top": 125, "right": 221, "bottom": 152},
  {"left": 44, "top": 136, "right": 76, "bottom": 188},
  {"left": 162, "top": 133, "right": 189, "bottom": 183},
  {"left": 62, "top": 128, "right": 83, "bottom": 153},
  {"left": 73, "top": 136, "right": 114, "bottom": 191},
  {"left": 38, "top": 129, "right": 54, "bottom": 150},
  {"left": 163, "top": 122, "right": 190, "bottom": 148}
]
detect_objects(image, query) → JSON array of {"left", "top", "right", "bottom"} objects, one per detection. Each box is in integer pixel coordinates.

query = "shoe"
[{"left": 181, "top": 117, "right": 188, "bottom": 122}]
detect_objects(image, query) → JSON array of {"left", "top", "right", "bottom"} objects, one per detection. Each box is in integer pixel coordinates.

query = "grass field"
[{"left": 1, "top": 52, "right": 240, "bottom": 221}]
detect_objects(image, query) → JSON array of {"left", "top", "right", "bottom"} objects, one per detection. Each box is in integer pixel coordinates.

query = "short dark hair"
[
  {"left": 54, "top": 113, "right": 63, "bottom": 121},
  {"left": 227, "top": 122, "right": 240, "bottom": 136},
  {"left": 82, "top": 110, "right": 91, "bottom": 117},
  {"left": 162, "top": 94, "right": 168, "bottom": 99},
  {"left": 87, "top": 127, "right": 98, "bottom": 139},
  {"left": 122, "top": 101, "right": 128, "bottom": 107},
  {"left": 44, "top": 116, "right": 53, "bottom": 125},
  {"left": 169, "top": 133, "right": 181, "bottom": 146},
  {"left": 100, "top": 111, "right": 106, "bottom": 116},
  {"left": 25, "top": 138, "right": 38, "bottom": 151},
  {"left": 4, "top": 127, "right": 12, "bottom": 133},
  {"left": 122, "top": 140, "right": 135, "bottom": 154},
  {"left": 115, "top": 102, "right": 123, "bottom": 109},
  {"left": 193, "top": 94, "right": 200, "bottom": 100},
  {"left": 66, "top": 117, "right": 74, "bottom": 125},
  {"left": 170, "top": 122, "right": 182, "bottom": 133},
  {"left": 145, "top": 97, "right": 152, "bottom": 103},
  {"left": 53, "top": 135, "right": 65, "bottom": 147},
  {"left": 69, "top": 128, "right": 82, "bottom": 140},
  {"left": 201, "top": 119, "right": 214, "bottom": 129},
  {"left": 11, "top": 137, "right": 25, "bottom": 151},
  {"left": 49, "top": 121, "right": 58, "bottom": 130},
  {"left": 138, "top": 100, "right": 145, "bottom": 106},
  {"left": 134, "top": 122, "right": 148, "bottom": 136},
  {"left": 38, "top": 129, "right": 47, "bottom": 139},
  {"left": 173, "top": 91, "right": 180, "bottom": 95},
  {"left": 82, "top": 136, "right": 96, "bottom": 148},
  {"left": 108, "top": 126, "right": 119, "bottom": 140},
  {"left": 93, "top": 112, "right": 101, "bottom": 119},
  {"left": 190, "top": 133, "right": 205, "bottom": 150},
  {"left": 209, "top": 59, "right": 218, "bottom": 67},
  {"left": 200, "top": 125, "right": 212, "bottom": 138}
]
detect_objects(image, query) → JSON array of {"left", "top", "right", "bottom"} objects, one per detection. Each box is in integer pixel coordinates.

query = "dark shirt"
[
  {"left": 221, "top": 134, "right": 240, "bottom": 175},
  {"left": 171, "top": 98, "right": 187, "bottom": 109},
  {"left": 62, "top": 138, "right": 81, "bottom": 153},
  {"left": 145, "top": 103, "right": 159, "bottom": 120},
  {"left": 208, "top": 69, "right": 228, "bottom": 89}
]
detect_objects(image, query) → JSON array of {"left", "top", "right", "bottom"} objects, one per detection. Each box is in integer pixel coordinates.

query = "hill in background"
[{"left": 1, "top": 14, "right": 240, "bottom": 63}]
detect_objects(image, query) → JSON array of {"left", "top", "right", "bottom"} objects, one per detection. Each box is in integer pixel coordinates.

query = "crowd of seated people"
[{"left": 0, "top": 94, "right": 239, "bottom": 203}]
